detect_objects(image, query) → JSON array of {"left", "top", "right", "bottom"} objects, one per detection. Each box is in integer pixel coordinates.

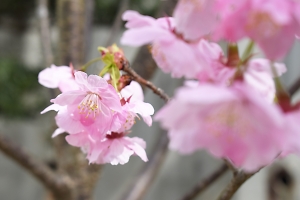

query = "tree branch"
[
  {"left": 106, "top": 0, "right": 130, "bottom": 47},
  {"left": 217, "top": 171, "right": 254, "bottom": 200},
  {"left": 37, "top": 0, "right": 53, "bottom": 67},
  {"left": 181, "top": 163, "right": 229, "bottom": 200},
  {"left": 122, "top": 60, "right": 170, "bottom": 102},
  {"left": 122, "top": 133, "right": 169, "bottom": 200},
  {"left": 0, "top": 133, "right": 72, "bottom": 198}
]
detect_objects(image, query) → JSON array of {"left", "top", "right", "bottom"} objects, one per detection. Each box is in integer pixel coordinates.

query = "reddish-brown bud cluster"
[
  {"left": 118, "top": 75, "right": 132, "bottom": 91},
  {"left": 106, "top": 74, "right": 132, "bottom": 91},
  {"left": 100, "top": 44, "right": 127, "bottom": 70}
]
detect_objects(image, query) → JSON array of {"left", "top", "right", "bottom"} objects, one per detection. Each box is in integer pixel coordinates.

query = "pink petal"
[
  {"left": 52, "top": 128, "right": 65, "bottom": 138},
  {"left": 122, "top": 10, "right": 157, "bottom": 28},
  {"left": 121, "top": 27, "right": 169, "bottom": 47},
  {"left": 248, "top": 59, "right": 287, "bottom": 77},
  {"left": 51, "top": 90, "right": 86, "bottom": 106},
  {"left": 86, "top": 74, "right": 108, "bottom": 92},
  {"left": 121, "top": 81, "right": 144, "bottom": 102},
  {"left": 38, "top": 65, "right": 72, "bottom": 89},
  {"left": 174, "top": 0, "right": 218, "bottom": 40},
  {"left": 99, "top": 85, "right": 122, "bottom": 112},
  {"left": 126, "top": 137, "right": 148, "bottom": 162},
  {"left": 41, "top": 104, "right": 64, "bottom": 114}
]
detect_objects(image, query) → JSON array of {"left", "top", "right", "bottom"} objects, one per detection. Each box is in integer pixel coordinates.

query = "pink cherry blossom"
[
  {"left": 121, "top": 10, "right": 223, "bottom": 78},
  {"left": 280, "top": 109, "right": 300, "bottom": 156},
  {"left": 197, "top": 55, "right": 287, "bottom": 102},
  {"left": 120, "top": 81, "right": 154, "bottom": 126},
  {"left": 66, "top": 132, "right": 148, "bottom": 165},
  {"left": 38, "top": 64, "right": 78, "bottom": 92},
  {"left": 243, "top": 59, "right": 286, "bottom": 102},
  {"left": 155, "top": 82, "right": 287, "bottom": 172},
  {"left": 215, "top": 0, "right": 300, "bottom": 60},
  {"left": 173, "top": 0, "right": 219, "bottom": 41},
  {"left": 46, "top": 71, "right": 124, "bottom": 138}
]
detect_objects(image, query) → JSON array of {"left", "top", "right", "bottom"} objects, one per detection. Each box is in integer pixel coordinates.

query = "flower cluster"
[
  {"left": 121, "top": 0, "right": 300, "bottom": 172},
  {"left": 39, "top": 54, "right": 154, "bottom": 165}
]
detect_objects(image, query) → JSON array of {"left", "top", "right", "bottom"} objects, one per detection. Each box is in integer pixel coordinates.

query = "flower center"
[
  {"left": 78, "top": 93, "right": 102, "bottom": 118},
  {"left": 204, "top": 103, "right": 251, "bottom": 137}
]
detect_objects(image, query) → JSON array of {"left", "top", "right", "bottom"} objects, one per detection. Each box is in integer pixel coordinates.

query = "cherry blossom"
[
  {"left": 38, "top": 64, "right": 78, "bottom": 92},
  {"left": 197, "top": 52, "right": 287, "bottom": 102},
  {"left": 155, "top": 82, "right": 287, "bottom": 172},
  {"left": 215, "top": 0, "right": 300, "bottom": 60},
  {"left": 66, "top": 131, "right": 148, "bottom": 165},
  {"left": 44, "top": 77, "right": 153, "bottom": 165},
  {"left": 121, "top": 10, "right": 223, "bottom": 79},
  {"left": 47, "top": 71, "right": 124, "bottom": 138},
  {"left": 173, "top": 0, "right": 219, "bottom": 41},
  {"left": 120, "top": 81, "right": 154, "bottom": 126}
]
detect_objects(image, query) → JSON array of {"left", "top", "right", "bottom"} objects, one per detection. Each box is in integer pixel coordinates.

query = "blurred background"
[{"left": 0, "top": 0, "right": 300, "bottom": 200}]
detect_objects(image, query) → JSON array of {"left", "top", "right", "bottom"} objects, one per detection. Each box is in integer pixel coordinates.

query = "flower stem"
[
  {"left": 241, "top": 40, "right": 254, "bottom": 62},
  {"left": 227, "top": 43, "right": 240, "bottom": 67},
  {"left": 80, "top": 57, "right": 102, "bottom": 71},
  {"left": 122, "top": 60, "right": 170, "bottom": 102},
  {"left": 181, "top": 163, "right": 228, "bottom": 200}
]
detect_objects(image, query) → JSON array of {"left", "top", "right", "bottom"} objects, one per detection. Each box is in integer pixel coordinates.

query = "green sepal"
[
  {"left": 99, "top": 64, "right": 112, "bottom": 77},
  {"left": 110, "top": 65, "right": 121, "bottom": 90},
  {"left": 99, "top": 63, "right": 120, "bottom": 91},
  {"left": 102, "top": 53, "right": 114, "bottom": 65}
]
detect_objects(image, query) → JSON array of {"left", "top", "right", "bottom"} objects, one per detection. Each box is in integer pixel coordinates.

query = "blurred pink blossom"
[
  {"left": 155, "top": 82, "right": 287, "bottom": 172},
  {"left": 121, "top": 10, "right": 223, "bottom": 78},
  {"left": 173, "top": 0, "right": 219, "bottom": 41},
  {"left": 197, "top": 54, "right": 286, "bottom": 102},
  {"left": 38, "top": 64, "right": 78, "bottom": 92},
  {"left": 215, "top": 0, "right": 300, "bottom": 60}
]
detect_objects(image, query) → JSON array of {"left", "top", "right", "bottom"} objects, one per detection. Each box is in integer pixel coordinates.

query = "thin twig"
[
  {"left": 106, "top": 0, "right": 130, "bottom": 46},
  {"left": 217, "top": 171, "right": 254, "bottom": 200},
  {"left": 0, "top": 133, "right": 72, "bottom": 198},
  {"left": 223, "top": 159, "right": 238, "bottom": 176},
  {"left": 122, "top": 60, "right": 170, "bottom": 102},
  {"left": 181, "top": 163, "right": 229, "bottom": 200},
  {"left": 122, "top": 133, "right": 169, "bottom": 200}
]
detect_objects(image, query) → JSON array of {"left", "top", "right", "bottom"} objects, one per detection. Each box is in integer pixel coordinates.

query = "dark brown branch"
[
  {"left": 122, "top": 133, "right": 169, "bottom": 200},
  {"left": 106, "top": 0, "right": 130, "bottom": 46},
  {"left": 217, "top": 171, "right": 254, "bottom": 200},
  {"left": 122, "top": 60, "right": 170, "bottom": 102},
  {"left": 181, "top": 164, "right": 229, "bottom": 200},
  {"left": 0, "top": 133, "right": 72, "bottom": 198}
]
